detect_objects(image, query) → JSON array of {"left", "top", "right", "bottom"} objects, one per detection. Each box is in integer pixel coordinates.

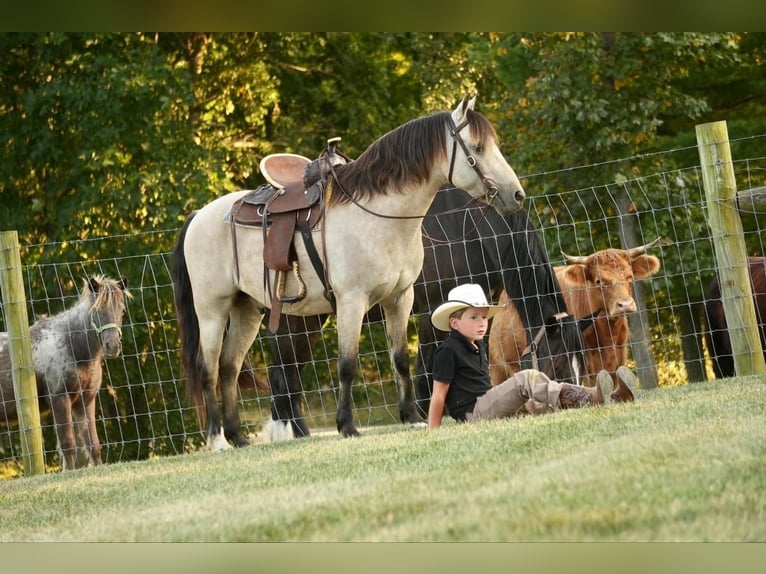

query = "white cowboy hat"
[{"left": 431, "top": 283, "right": 504, "bottom": 332}]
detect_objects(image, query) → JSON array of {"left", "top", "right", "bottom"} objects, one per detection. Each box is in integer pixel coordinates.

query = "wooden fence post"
[
  {"left": 0, "top": 230, "right": 45, "bottom": 475},
  {"left": 696, "top": 121, "right": 766, "bottom": 377}
]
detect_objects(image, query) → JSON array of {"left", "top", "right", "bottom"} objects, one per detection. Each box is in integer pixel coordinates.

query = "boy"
[{"left": 427, "top": 283, "right": 638, "bottom": 429}]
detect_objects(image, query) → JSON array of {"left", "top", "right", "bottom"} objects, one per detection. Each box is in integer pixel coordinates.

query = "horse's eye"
[{"left": 475, "top": 144, "right": 483, "bottom": 154}]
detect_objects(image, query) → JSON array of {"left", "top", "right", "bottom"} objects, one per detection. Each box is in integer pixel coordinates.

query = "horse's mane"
[
  {"left": 329, "top": 109, "right": 498, "bottom": 206},
  {"left": 82, "top": 275, "right": 131, "bottom": 311}
]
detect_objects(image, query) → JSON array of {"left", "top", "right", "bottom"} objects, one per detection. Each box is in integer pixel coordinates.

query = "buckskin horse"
[{"left": 172, "top": 96, "right": 526, "bottom": 450}]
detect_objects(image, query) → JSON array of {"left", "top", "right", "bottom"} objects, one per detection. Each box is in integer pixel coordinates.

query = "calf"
[
  {"left": 489, "top": 238, "right": 661, "bottom": 400},
  {"left": 704, "top": 256, "right": 766, "bottom": 378}
]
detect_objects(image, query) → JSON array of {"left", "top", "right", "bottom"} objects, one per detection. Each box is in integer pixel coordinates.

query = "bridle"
[{"left": 447, "top": 114, "right": 500, "bottom": 205}]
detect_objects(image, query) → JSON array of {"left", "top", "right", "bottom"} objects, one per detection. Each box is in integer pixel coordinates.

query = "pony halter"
[
  {"left": 91, "top": 314, "right": 120, "bottom": 336},
  {"left": 447, "top": 115, "right": 500, "bottom": 203}
]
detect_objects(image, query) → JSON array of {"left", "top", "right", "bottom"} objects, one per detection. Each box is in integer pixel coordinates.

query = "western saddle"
[{"left": 228, "top": 138, "right": 351, "bottom": 332}]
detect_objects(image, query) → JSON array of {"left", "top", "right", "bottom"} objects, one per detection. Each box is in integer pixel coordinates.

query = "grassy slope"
[{"left": 1, "top": 376, "right": 764, "bottom": 542}]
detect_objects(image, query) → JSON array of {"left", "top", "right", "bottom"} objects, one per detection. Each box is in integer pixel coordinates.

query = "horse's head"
[
  {"left": 446, "top": 95, "right": 525, "bottom": 216},
  {"left": 88, "top": 275, "right": 131, "bottom": 358}
]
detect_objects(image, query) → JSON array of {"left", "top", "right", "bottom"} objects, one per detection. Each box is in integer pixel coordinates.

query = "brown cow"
[{"left": 488, "top": 238, "right": 661, "bottom": 401}]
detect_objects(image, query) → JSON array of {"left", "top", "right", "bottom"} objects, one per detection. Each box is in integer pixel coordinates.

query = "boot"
[
  {"left": 559, "top": 383, "right": 604, "bottom": 409},
  {"left": 614, "top": 366, "right": 639, "bottom": 402},
  {"left": 596, "top": 370, "right": 616, "bottom": 403}
]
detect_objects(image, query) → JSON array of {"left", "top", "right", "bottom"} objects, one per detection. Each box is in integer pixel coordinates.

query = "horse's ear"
[
  {"left": 88, "top": 276, "right": 101, "bottom": 293},
  {"left": 119, "top": 276, "right": 129, "bottom": 291},
  {"left": 452, "top": 95, "right": 477, "bottom": 125}
]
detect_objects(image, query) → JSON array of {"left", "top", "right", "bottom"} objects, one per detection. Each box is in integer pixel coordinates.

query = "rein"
[
  {"left": 419, "top": 199, "right": 496, "bottom": 245},
  {"left": 521, "top": 308, "right": 603, "bottom": 370},
  {"left": 521, "top": 312, "right": 570, "bottom": 371}
]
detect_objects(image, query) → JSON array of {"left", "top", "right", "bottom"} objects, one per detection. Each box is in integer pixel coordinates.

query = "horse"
[
  {"left": 172, "top": 96, "right": 527, "bottom": 450},
  {"left": 0, "top": 275, "right": 130, "bottom": 471},
  {"left": 261, "top": 190, "right": 588, "bottom": 440}
]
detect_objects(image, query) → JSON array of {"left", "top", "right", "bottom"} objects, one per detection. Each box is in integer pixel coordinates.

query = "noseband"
[
  {"left": 91, "top": 313, "right": 120, "bottom": 336},
  {"left": 447, "top": 115, "right": 500, "bottom": 203}
]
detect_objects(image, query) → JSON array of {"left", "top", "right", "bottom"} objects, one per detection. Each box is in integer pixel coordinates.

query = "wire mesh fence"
[{"left": 1, "top": 132, "right": 765, "bottom": 477}]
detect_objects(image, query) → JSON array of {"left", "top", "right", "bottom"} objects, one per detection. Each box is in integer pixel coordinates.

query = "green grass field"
[{"left": 1, "top": 375, "right": 764, "bottom": 542}]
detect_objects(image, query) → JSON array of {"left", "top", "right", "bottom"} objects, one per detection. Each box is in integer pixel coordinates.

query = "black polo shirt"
[{"left": 432, "top": 330, "right": 492, "bottom": 421}]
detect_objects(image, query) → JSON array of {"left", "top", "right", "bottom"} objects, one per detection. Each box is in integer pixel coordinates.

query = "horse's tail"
[{"left": 172, "top": 211, "right": 206, "bottom": 420}]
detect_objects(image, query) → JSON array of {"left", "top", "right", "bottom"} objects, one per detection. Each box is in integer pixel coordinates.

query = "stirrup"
[{"left": 276, "top": 261, "right": 307, "bottom": 303}]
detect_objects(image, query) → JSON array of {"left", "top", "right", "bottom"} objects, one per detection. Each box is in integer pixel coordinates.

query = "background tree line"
[
  {"left": 3, "top": 33, "right": 763, "bottom": 247},
  {"left": 1, "top": 33, "right": 764, "bottom": 460}
]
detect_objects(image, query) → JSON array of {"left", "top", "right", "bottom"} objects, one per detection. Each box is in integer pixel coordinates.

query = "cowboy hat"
[{"left": 431, "top": 283, "right": 504, "bottom": 332}]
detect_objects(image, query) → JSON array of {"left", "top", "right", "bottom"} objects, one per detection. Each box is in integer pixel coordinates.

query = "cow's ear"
[
  {"left": 631, "top": 255, "right": 661, "bottom": 279},
  {"left": 560, "top": 264, "right": 588, "bottom": 286}
]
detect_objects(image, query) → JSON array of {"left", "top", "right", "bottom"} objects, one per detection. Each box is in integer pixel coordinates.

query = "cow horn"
[
  {"left": 561, "top": 251, "right": 590, "bottom": 265},
  {"left": 625, "top": 236, "right": 662, "bottom": 258}
]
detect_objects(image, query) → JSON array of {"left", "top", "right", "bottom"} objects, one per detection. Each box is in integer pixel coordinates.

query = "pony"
[
  {"left": 262, "top": 190, "right": 588, "bottom": 440},
  {"left": 0, "top": 275, "right": 130, "bottom": 470},
  {"left": 172, "top": 96, "right": 526, "bottom": 450}
]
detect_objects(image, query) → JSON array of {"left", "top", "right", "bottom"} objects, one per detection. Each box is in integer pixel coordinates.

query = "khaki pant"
[{"left": 466, "top": 370, "right": 564, "bottom": 421}]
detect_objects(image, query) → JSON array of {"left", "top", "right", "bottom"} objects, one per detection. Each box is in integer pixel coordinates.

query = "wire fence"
[{"left": 2, "top": 131, "right": 765, "bottom": 476}]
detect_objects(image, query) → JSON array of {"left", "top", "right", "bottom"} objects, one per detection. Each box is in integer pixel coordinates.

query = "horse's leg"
[
  {"left": 219, "top": 295, "right": 265, "bottom": 448},
  {"left": 382, "top": 289, "right": 424, "bottom": 426},
  {"left": 71, "top": 388, "right": 101, "bottom": 468},
  {"left": 414, "top": 314, "right": 439, "bottom": 419},
  {"left": 70, "top": 394, "right": 90, "bottom": 468},
  {"left": 264, "top": 313, "right": 325, "bottom": 441},
  {"left": 196, "top": 312, "right": 231, "bottom": 451},
  {"left": 50, "top": 392, "right": 76, "bottom": 471},
  {"left": 78, "top": 366, "right": 103, "bottom": 467},
  {"left": 335, "top": 300, "right": 368, "bottom": 437}
]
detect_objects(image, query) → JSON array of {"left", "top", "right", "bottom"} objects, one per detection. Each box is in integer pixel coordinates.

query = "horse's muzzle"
[
  {"left": 486, "top": 178, "right": 525, "bottom": 214},
  {"left": 101, "top": 332, "right": 123, "bottom": 358}
]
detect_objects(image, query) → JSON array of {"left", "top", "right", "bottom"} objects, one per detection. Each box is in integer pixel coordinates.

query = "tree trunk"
[{"left": 616, "top": 184, "right": 660, "bottom": 390}]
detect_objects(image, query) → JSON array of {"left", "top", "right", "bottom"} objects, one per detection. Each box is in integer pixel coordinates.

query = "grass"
[{"left": 1, "top": 375, "right": 764, "bottom": 542}]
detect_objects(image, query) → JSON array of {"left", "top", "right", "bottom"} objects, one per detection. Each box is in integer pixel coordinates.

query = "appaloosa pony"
[{"left": 0, "top": 275, "right": 130, "bottom": 470}]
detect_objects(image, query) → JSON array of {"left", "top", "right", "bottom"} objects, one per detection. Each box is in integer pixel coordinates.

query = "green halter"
[{"left": 91, "top": 315, "right": 120, "bottom": 336}]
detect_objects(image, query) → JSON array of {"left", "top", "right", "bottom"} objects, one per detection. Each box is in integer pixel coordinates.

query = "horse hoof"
[
  {"left": 208, "top": 431, "right": 233, "bottom": 452},
  {"left": 409, "top": 421, "right": 427, "bottom": 429},
  {"left": 262, "top": 419, "right": 295, "bottom": 443},
  {"left": 339, "top": 425, "right": 360, "bottom": 438}
]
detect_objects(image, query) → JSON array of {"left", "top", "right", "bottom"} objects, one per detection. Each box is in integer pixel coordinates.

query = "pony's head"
[
  {"left": 446, "top": 95, "right": 525, "bottom": 216},
  {"left": 86, "top": 275, "right": 131, "bottom": 358}
]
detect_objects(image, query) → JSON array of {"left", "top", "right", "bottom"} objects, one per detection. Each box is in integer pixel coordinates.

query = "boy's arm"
[{"left": 428, "top": 380, "right": 450, "bottom": 429}]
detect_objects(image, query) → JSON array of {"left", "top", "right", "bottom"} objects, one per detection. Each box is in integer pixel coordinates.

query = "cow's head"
[{"left": 560, "top": 238, "right": 662, "bottom": 317}]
